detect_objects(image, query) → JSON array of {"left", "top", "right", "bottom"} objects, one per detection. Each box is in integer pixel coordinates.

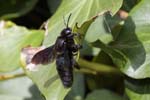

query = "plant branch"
[
  {"left": 78, "top": 58, "right": 123, "bottom": 75},
  {"left": 0, "top": 73, "right": 26, "bottom": 80}
]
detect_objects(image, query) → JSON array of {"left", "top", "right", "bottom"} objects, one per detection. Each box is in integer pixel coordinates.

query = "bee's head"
[{"left": 61, "top": 27, "right": 72, "bottom": 36}]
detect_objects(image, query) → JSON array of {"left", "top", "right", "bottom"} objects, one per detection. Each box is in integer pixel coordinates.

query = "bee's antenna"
[
  {"left": 63, "top": 13, "right": 72, "bottom": 28},
  {"left": 66, "top": 13, "right": 72, "bottom": 28},
  {"left": 63, "top": 15, "right": 67, "bottom": 27}
]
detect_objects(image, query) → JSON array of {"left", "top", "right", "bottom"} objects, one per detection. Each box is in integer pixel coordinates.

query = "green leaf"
[
  {"left": 85, "top": 89, "right": 126, "bottom": 100},
  {"left": 0, "top": 72, "right": 44, "bottom": 100},
  {"left": 126, "top": 88, "right": 150, "bottom": 100},
  {"left": 125, "top": 77, "right": 150, "bottom": 100},
  {"left": 44, "top": 0, "right": 123, "bottom": 46},
  {"left": 91, "top": 0, "right": 150, "bottom": 79},
  {"left": 92, "top": 40, "right": 130, "bottom": 71},
  {"left": 26, "top": 63, "right": 70, "bottom": 100},
  {"left": 110, "top": 17, "right": 146, "bottom": 78},
  {"left": 126, "top": 0, "right": 150, "bottom": 78},
  {"left": 73, "top": 15, "right": 101, "bottom": 56},
  {"left": 65, "top": 73, "right": 85, "bottom": 100},
  {"left": 0, "top": 0, "right": 38, "bottom": 19},
  {"left": 74, "top": 12, "right": 114, "bottom": 56},
  {"left": 110, "top": 0, "right": 150, "bottom": 78},
  {"left": 0, "top": 21, "right": 44, "bottom": 72},
  {"left": 85, "top": 13, "right": 113, "bottom": 44},
  {"left": 87, "top": 0, "right": 150, "bottom": 99}
]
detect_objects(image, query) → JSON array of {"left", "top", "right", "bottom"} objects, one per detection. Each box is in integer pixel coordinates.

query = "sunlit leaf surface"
[{"left": 0, "top": 21, "right": 44, "bottom": 72}]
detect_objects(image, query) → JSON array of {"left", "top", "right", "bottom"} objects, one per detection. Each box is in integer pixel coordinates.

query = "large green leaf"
[
  {"left": 122, "top": 0, "right": 150, "bottom": 100},
  {"left": 0, "top": 72, "right": 44, "bottom": 100},
  {"left": 110, "top": 0, "right": 150, "bottom": 79},
  {"left": 91, "top": 0, "right": 150, "bottom": 79},
  {"left": 74, "top": 13, "right": 111, "bottom": 56},
  {"left": 87, "top": 0, "right": 150, "bottom": 99},
  {"left": 126, "top": 88, "right": 150, "bottom": 100},
  {"left": 25, "top": 63, "right": 70, "bottom": 100},
  {"left": 92, "top": 40, "right": 130, "bottom": 71},
  {"left": 125, "top": 77, "right": 150, "bottom": 100},
  {"left": 0, "top": 21, "right": 44, "bottom": 72},
  {"left": 65, "top": 73, "right": 85, "bottom": 100},
  {"left": 44, "top": 0, "right": 123, "bottom": 46},
  {"left": 85, "top": 13, "right": 113, "bottom": 44},
  {"left": 82, "top": 13, "right": 113, "bottom": 55},
  {"left": 126, "top": 0, "right": 150, "bottom": 79},
  {"left": 0, "top": 0, "right": 38, "bottom": 19}
]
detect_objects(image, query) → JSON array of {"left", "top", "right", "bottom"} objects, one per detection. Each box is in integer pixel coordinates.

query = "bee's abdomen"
[
  {"left": 56, "top": 56, "right": 73, "bottom": 88},
  {"left": 58, "top": 67, "right": 73, "bottom": 87}
]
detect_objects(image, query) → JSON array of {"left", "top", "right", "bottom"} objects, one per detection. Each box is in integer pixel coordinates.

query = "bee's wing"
[{"left": 31, "top": 45, "right": 57, "bottom": 65}]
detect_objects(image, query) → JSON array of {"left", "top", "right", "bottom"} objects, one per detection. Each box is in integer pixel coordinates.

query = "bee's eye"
[{"left": 65, "top": 30, "right": 71, "bottom": 35}]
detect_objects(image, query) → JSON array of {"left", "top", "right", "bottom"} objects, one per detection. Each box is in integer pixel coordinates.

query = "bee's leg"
[
  {"left": 67, "top": 33, "right": 74, "bottom": 38},
  {"left": 73, "top": 52, "right": 78, "bottom": 56},
  {"left": 72, "top": 44, "right": 82, "bottom": 53}
]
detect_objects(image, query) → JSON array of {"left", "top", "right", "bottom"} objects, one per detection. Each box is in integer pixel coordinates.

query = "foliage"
[{"left": 0, "top": 0, "right": 150, "bottom": 100}]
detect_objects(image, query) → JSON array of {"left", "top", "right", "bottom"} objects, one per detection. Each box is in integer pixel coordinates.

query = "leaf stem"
[
  {"left": 0, "top": 73, "right": 26, "bottom": 80},
  {"left": 78, "top": 58, "right": 123, "bottom": 75}
]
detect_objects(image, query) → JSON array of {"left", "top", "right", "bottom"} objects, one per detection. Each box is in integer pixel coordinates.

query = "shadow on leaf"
[{"left": 24, "top": 85, "right": 45, "bottom": 100}]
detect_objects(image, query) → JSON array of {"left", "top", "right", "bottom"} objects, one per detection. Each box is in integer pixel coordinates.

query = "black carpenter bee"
[{"left": 31, "top": 14, "right": 82, "bottom": 88}]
